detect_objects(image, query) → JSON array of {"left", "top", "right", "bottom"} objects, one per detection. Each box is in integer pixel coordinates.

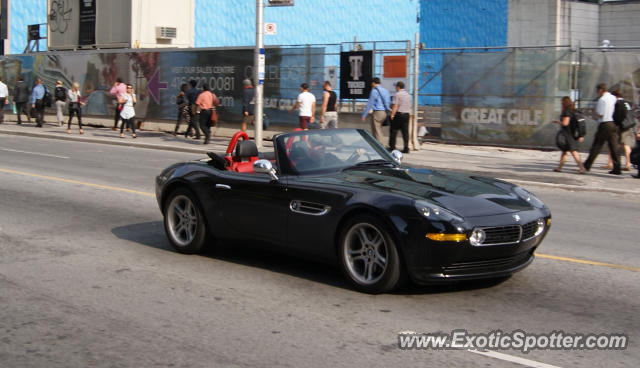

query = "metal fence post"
[{"left": 411, "top": 33, "right": 420, "bottom": 151}]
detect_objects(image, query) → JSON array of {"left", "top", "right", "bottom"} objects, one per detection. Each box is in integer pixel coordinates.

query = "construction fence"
[{"left": 1, "top": 43, "right": 639, "bottom": 148}]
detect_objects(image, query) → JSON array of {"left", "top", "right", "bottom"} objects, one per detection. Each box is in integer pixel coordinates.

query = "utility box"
[{"left": 48, "top": 0, "right": 194, "bottom": 50}]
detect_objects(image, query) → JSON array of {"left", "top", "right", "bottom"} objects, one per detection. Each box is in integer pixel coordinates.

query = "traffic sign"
[
  {"left": 265, "top": 23, "right": 277, "bottom": 35},
  {"left": 268, "top": 0, "right": 294, "bottom": 6}
]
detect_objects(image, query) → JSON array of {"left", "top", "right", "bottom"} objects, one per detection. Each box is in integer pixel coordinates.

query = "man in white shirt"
[
  {"left": 290, "top": 83, "right": 316, "bottom": 130},
  {"left": 584, "top": 83, "right": 622, "bottom": 175},
  {"left": 0, "top": 77, "right": 8, "bottom": 123}
]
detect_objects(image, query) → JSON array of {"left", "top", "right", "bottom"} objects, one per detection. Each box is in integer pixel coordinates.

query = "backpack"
[
  {"left": 617, "top": 100, "right": 635, "bottom": 131},
  {"left": 570, "top": 109, "right": 587, "bottom": 139},
  {"left": 613, "top": 99, "right": 629, "bottom": 127},
  {"left": 55, "top": 86, "right": 67, "bottom": 102},
  {"left": 43, "top": 86, "right": 52, "bottom": 107}
]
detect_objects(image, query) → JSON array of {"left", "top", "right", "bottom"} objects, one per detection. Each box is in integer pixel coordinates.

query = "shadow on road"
[{"left": 112, "top": 221, "right": 512, "bottom": 295}]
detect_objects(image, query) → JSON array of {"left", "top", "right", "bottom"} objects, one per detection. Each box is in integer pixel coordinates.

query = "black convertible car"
[{"left": 156, "top": 129, "right": 551, "bottom": 293}]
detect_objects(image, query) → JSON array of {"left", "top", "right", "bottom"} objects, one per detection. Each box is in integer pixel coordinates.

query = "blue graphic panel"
[
  {"left": 10, "top": 0, "right": 48, "bottom": 54},
  {"left": 195, "top": 0, "right": 420, "bottom": 47}
]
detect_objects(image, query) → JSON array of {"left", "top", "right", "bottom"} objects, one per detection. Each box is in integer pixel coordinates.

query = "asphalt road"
[{"left": 1, "top": 135, "right": 638, "bottom": 368}]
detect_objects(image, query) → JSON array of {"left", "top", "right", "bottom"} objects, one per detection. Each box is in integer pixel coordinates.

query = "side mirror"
[
  {"left": 391, "top": 150, "right": 403, "bottom": 164},
  {"left": 253, "top": 159, "right": 279, "bottom": 181}
]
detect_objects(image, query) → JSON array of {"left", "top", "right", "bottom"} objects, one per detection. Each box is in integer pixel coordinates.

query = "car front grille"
[
  {"left": 482, "top": 225, "right": 522, "bottom": 245},
  {"left": 476, "top": 220, "right": 542, "bottom": 245},
  {"left": 521, "top": 220, "right": 539, "bottom": 241},
  {"left": 443, "top": 251, "right": 533, "bottom": 275}
]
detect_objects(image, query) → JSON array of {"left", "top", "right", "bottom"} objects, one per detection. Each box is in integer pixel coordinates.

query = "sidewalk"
[{"left": 1, "top": 118, "right": 638, "bottom": 197}]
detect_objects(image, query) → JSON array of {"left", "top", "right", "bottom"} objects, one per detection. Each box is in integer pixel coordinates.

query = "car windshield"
[{"left": 275, "top": 129, "right": 395, "bottom": 175}]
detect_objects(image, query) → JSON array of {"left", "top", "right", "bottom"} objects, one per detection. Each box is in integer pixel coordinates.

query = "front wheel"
[
  {"left": 163, "top": 188, "right": 208, "bottom": 254},
  {"left": 338, "top": 214, "right": 403, "bottom": 294}
]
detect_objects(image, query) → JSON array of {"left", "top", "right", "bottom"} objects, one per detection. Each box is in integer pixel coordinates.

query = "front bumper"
[{"left": 401, "top": 210, "right": 550, "bottom": 284}]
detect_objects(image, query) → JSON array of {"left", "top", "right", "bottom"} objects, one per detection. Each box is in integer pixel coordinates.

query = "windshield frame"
[{"left": 274, "top": 128, "right": 396, "bottom": 176}]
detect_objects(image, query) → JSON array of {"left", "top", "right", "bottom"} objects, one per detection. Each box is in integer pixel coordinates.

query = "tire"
[
  {"left": 163, "top": 188, "right": 208, "bottom": 254},
  {"left": 338, "top": 214, "right": 403, "bottom": 294}
]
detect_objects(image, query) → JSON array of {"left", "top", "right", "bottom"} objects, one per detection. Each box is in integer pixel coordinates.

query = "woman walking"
[
  {"left": 173, "top": 83, "right": 190, "bottom": 136},
  {"left": 118, "top": 84, "right": 137, "bottom": 138},
  {"left": 54, "top": 80, "right": 67, "bottom": 127},
  {"left": 67, "top": 83, "right": 84, "bottom": 134},
  {"left": 552, "top": 96, "right": 585, "bottom": 173}
]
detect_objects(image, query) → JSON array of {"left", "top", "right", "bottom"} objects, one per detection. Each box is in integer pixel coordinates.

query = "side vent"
[{"left": 289, "top": 200, "right": 331, "bottom": 216}]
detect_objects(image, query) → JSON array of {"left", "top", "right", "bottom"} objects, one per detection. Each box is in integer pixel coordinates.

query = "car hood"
[{"left": 299, "top": 167, "right": 535, "bottom": 217}]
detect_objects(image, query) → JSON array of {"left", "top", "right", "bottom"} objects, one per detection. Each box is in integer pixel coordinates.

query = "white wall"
[
  {"left": 131, "top": 0, "right": 194, "bottom": 49},
  {"left": 508, "top": 0, "right": 557, "bottom": 46},
  {"left": 560, "top": 0, "right": 600, "bottom": 47},
  {"left": 600, "top": 1, "right": 640, "bottom": 47}
]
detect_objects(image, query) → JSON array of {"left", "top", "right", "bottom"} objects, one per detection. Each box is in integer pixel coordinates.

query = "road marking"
[
  {"left": 468, "top": 349, "right": 562, "bottom": 368},
  {"left": 1, "top": 147, "right": 70, "bottom": 159},
  {"left": 0, "top": 168, "right": 155, "bottom": 197},
  {"left": 536, "top": 253, "right": 640, "bottom": 273}
]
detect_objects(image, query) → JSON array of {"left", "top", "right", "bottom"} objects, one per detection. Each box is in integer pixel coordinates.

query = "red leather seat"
[{"left": 229, "top": 140, "right": 259, "bottom": 172}]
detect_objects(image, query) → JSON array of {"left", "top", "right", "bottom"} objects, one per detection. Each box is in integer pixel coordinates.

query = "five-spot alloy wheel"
[
  {"left": 164, "top": 188, "right": 208, "bottom": 254},
  {"left": 339, "top": 214, "right": 403, "bottom": 294}
]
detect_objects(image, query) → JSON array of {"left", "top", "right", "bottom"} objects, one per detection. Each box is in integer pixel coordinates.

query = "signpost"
[
  {"left": 267, "top": 0, "right": 294, "bottom": 6},
  {"left": 255, "top": 0, "right": 293, "bottom": 147}
]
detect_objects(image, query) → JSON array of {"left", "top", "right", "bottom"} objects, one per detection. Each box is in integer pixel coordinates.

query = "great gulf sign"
[{"left": 461, "top": 108, "right": 543, "bottom": 126}]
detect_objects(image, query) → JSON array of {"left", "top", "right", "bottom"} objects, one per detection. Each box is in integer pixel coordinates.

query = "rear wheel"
[
  {"left": 339, "top": 214, "right": 403, "bottom": 294},
  {"left": 164, "top": 188, "right": 208, "bottom": 254}
]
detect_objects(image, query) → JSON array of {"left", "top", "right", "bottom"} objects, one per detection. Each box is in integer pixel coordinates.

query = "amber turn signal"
[{"left": 426, "top": 233, "right": 468, "bottom": 242}]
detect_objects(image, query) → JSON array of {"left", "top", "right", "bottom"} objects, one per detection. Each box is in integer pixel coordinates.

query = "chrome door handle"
[{"left": 215, "top": 184, "right": 231, "bottom": 190}]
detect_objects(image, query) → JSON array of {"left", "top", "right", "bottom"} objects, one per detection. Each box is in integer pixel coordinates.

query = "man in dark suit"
[{"left": 13, "top": 76, "right": 31, "bottom": 125}]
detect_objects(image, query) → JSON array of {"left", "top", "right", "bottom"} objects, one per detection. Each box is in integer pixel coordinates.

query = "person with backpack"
[
  {"left": 606, "top": 90, "right": 635, "bottom": 171},
  {"left": 583, "top": 83, "right": 622, "bottom": 175},
  {"left": 54, "top": 80, "right": 67, "bottom": 127},
  {"left": 30, "top": 78, "right": 46, "bottom": 128},
  {"left": 552, "top": 96, "right": 586, "bottom": 173}
]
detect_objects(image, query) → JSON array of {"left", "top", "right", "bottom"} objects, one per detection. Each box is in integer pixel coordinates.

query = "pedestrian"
[
  {"left": 54, "top": 80, "right": 67, "bottom": 127},
  {"left": 110, "top": 77, "right": 126, "bottom": 130},
  {"left": 552, "top": 96, "right": 585, "bottom": 173},
  {"left": 607, "top": 90, "right": 634, "bottom": 171},
  {"left": 0, "top": 77, "right": 8, "bottom": 123},
  {"left": 67, "top": 82, "right": 84, "bottom": 134},
  {"left": 185, "top": 79, "right": 201, "bottom": 139},
  {"left": 30, "top": 78, "right": 46, "bottom": 127},
  {"left": 241, "top": 78, "right": 255, "bottom": 132},
  {"left": 289, "top": 83, "right": 316, "bottom": 130},
  {"left": 583, "top": 83, "right": 622, "bottom": 175},
  {"left": 388, "top": 81, "right": 411, "bottom": 153},
  {"left": 361, "top": 77, "right": 391, "bottom": 142},
  {"left": 118, "top": 84, "right": 137, "bottom": 138},
  {"left": 13, "top": 76, "right": 30, "bottom": 125},
  {"left": 320, "top": 81, "right": 338, "bottom": 129},
  {"left": 173, "top": 83, "right": 190, "bottom": 136},
  {"left": 195, "top": 83, "right": 218, "bottom": 145}
]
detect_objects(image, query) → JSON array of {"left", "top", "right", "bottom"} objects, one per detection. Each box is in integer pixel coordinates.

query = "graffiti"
[{"left": 49, "top": 0, "right": 73, "bottom": 34}]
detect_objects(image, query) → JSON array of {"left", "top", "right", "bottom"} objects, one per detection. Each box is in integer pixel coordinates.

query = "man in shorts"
[{"left": 289, "top": 83, "right": 316, "bottom": 129}]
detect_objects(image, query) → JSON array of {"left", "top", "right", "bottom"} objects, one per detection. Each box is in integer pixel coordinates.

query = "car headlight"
[
  {"left": 414, "top": 200, "right": 464, "bottom": 223},
  {"left": 534, "top": 218, "right": 545, "bottom": 237},
  {"left": 513, "top": 187, "right": 545, "bottom": 208},
  {"left": 469, "top": 228, "right": 486, "bottom": 246}
]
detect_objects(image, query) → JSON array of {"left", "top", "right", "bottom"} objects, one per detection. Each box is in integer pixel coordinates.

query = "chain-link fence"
[{"left": 417, "top": 45, "right": 640, "bottom": 148}]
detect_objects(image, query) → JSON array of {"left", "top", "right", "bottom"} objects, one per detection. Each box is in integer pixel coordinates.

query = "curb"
[
  {"left": 506, "top": 179, "right": 640, "bottom": 196},
  {"left": 0, "top": 128, "right": 213, "bottom": 154}
]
